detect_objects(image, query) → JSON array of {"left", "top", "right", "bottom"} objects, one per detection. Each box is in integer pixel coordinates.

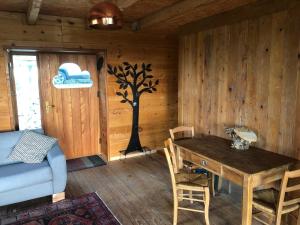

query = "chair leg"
[
  {"left": 228, "top": 181, "right": 232, "bottom": 194},
  {"left": 211, "top": 174, "right": 215, "bottom": 197},
  {"left": 218, "top": 176, "right": 231, "bottom": 194},
  {"left": 204, "top": 188, "right": 210, "bottom": 225},
  {"left": 173, "top": 191, "right": 178, "bottom": 225},
  {"left": 218, "top": 176, "right": 223, "bottom": 192},
  {"left": 275, "top": 214, "right": 282, "bottom": 225},
  {"left": 189, "top": 190, "right": 193, "bottom": 203}
]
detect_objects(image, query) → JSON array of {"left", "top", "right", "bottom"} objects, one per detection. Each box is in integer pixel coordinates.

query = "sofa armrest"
[{"left": 47, "top": 144, "right": 67, "bottom": 193}]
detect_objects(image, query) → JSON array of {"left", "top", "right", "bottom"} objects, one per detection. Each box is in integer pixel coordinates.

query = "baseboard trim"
[{"left": 109, "top": 149, "right": 159, "bottom": 161}]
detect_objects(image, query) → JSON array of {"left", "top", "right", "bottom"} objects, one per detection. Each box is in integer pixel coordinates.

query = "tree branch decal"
[
  {"left": 107, "top": 62, "right": 159, "bottom": 105},
  {"left": 107, "top": 62, "right": 159, "bottom": 154},
  {"left": 116, "top": 90, "right": 133, "bottom": 107}
]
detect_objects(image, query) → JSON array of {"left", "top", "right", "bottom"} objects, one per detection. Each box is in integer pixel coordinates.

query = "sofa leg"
[{"left": 52, "top": 192, "right": 65, "bottom": 203}]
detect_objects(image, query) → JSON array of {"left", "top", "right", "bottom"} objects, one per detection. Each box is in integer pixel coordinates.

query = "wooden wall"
[
  {"left": 179, "top": 5, "right": 300, "bottom": 159},
  {"left": 0, "top": 12, "right": 178, "bottom": 159},
  {"left": 0, "top": 51, "right": 13, "bottom": 130}
]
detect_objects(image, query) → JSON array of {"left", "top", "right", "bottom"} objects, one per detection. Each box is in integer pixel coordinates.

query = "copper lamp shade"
[{"left": 88, "top": 2, "right": 123, "bottom": 30}]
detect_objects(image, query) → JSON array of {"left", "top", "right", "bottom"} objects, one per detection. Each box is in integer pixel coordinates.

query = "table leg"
[{"left": 242, "top": 176, "right": 253, "bottom": 225}]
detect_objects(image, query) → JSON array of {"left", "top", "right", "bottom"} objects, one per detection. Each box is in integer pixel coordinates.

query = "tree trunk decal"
[{"left": 107, "top": 62, "right": 159, "bottom": 155}]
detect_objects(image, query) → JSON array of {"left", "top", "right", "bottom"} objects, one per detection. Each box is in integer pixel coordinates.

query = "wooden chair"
[
  {"left": 169, "top": 126, "right": 195, "bottom": 173},
  {"left": 169, "top": 126, "right": 195, "bottom": 141},
  {"left": 253, "top": 169, "right": 300, "bottom": 225},
  {"left": 164, "top": 138, "right": 210, "bottom": 225},
  {"left": 169, "top": 126, "right": 216, "bottom": 196}
]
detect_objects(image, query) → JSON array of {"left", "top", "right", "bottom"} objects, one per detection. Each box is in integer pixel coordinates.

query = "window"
[{"left": 12, "top": 55, "right": 42, "bottom": 130}]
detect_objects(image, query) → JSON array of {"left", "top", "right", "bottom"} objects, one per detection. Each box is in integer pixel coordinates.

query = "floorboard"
[{"left": 0, "top": 153, "right": 261, "bottom": 225}]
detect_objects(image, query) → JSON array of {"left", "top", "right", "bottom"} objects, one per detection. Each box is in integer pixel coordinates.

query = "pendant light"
[{"left": 88, "top": 2, "right": 123, "bottom": 30}]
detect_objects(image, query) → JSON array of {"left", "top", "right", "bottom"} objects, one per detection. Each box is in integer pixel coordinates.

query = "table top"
[{"left": 173, "top": 135, "right": 298, "bottom": 175}]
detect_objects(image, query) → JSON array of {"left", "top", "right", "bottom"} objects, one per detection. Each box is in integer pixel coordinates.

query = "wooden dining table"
[{"left": 173, "top": 135, "right": 298, "bottom": 225}]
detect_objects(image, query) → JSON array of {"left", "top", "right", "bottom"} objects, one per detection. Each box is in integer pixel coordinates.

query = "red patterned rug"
[{"left": 2, "top": 193, "right": 121, "bottom": 225}]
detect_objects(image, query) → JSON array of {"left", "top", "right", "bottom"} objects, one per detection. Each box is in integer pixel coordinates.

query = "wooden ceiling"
[{"left": 0, "top": 0, "right": 259, "bottom": 32}]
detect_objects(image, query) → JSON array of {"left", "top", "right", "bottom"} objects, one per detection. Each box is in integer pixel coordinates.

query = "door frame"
[{"left": 6, "top": 47, "right": 109, "bottom": 160}]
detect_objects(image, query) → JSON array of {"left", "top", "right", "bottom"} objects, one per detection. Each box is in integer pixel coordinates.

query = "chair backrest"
[
  {"left": 164, "top": 138, "right": 179, "bottom": 173},
  {"left": 169, "top": 126, "right": 194, "bottom": 141},
  {"left": 164, "top": 138, "right": 181, "bottom": 192},
  {"left": 164, "top": 139, "right": 182, "bottom": 203},
  {"left": 276, "top": 169, "right": 300, "bottom": 216}
]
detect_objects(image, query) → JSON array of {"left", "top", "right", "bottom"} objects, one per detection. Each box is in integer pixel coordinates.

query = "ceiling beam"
[
  {"left": 134, "top": 0, "right": 216, "bottom": 30},
  {"left": 115, "top": 0, "right": 139, "bottom": 10},
  {"left": 27, "top": 0, "right": 43, "bottom": 25}
]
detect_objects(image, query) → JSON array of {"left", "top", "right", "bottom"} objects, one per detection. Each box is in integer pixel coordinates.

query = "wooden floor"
[{"left": 0, "top": 153, "right": 261, "bottom": 225}]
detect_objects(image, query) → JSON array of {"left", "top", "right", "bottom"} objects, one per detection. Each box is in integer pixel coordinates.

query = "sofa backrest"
[
  {"left": 0, "top": 129, "right": 45, "bottom": 166},
  {"left": 0, "top": 131, "right": 23, "bottom": 166}
]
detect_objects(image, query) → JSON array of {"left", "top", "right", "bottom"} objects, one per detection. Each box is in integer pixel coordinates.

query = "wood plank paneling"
[
  {"left": 178, "top": 5, "right": 300, "bottom": 159},
  {"left": 0, "top": 12, "right": 178, "bottom": 159},
  {"left": 0, "top": 52, "right": 13, "bottom": 131},
  {"left": 78, "top": 55, "right": 92, "bottom": 158}
]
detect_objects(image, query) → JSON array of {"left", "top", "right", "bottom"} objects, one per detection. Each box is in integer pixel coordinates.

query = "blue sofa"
[{"left": 0, "top": 130, "right": 67, "bottom": 206}]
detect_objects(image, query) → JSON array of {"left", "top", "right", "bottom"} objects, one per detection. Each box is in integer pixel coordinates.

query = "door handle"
[{"left": 45, "top": 101, "right": 55, "bottom": 113}]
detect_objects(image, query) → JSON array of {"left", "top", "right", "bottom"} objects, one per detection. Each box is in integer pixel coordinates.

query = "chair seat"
[
  {"left": 253, "top": 188, "right": 300, "bottom": 215},
  {"left": 175, "top": 171, "right": 209, "bottom": 188},
  {"left": 253, "top": 188, "right": 278, "bottom": 214},
  {"left": 176, "top": 170, "right": 208, "bottom": 183}
]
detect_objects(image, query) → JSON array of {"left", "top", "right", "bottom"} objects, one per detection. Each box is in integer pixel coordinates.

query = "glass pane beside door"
[{"left": 12, "top": 55, "right": 42, "bottom": 130}]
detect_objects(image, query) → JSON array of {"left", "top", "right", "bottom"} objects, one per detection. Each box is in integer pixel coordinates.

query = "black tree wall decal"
[{"left": 107, "top": 62, "right": 159, "bottom": 155}]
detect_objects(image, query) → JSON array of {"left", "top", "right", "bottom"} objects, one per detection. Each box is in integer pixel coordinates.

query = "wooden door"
[{"left": 38, "top": 53, "right": 100, "bottom": 159}]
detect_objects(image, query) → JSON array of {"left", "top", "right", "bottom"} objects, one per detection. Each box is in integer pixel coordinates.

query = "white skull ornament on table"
[{"left": 225, "top": 127, "right": 257, "bottom": 150}]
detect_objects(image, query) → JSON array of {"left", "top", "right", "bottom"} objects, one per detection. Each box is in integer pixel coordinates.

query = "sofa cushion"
[
  {"left": 9, "top": 130, "right": 57, "bottom": 163},
  {"left": 0, "top": 160, "right": 52, "bottom": 193},
  {"left": 0, "top": 129, "right": 45, "bottom": 166}
]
